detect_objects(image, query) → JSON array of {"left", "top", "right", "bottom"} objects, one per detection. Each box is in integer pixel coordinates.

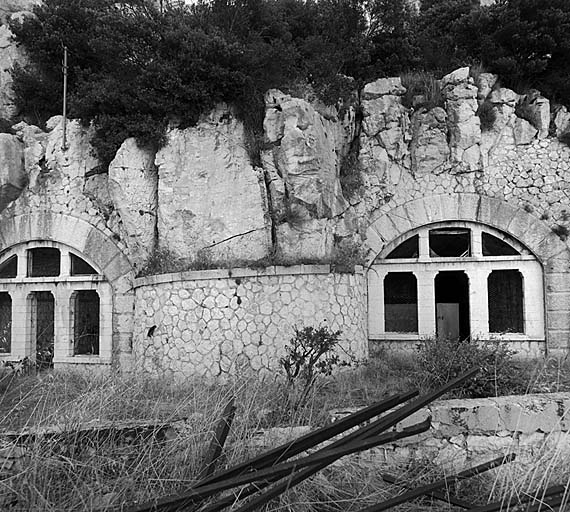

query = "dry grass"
[{"left": 0, "top": 355, "right": 569, "bottom": 511}]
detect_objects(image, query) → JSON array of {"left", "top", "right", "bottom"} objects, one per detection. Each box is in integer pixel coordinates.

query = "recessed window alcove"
[
  {"left": 0, "top": 242, "right": 112, "bottom": 366},
  {"left": 368, "top": 222, "right": 544, "bottom": 344}
]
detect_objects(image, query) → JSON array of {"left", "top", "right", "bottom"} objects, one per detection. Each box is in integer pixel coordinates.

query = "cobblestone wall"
[{"left": 133, "top": 265, "right": 367, "bottom": 378}]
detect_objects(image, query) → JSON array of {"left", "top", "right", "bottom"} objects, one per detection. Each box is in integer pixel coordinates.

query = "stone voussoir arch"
[
  {"left": 366, "top": 193, "right": 568, "bottom": 266},
  {"left": 365, "top": 193, "right": 570, "bottom": 356},
  {"left": 0, "top": 211, "right": 136, "bottom": 368}
]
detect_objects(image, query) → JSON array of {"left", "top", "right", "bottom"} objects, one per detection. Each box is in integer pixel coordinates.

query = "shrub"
[
  {"left": 400, "top": 71, "right": 443, "bottom": 110},
  {"left": 414, "top": 336, "right": 525, "bottom": 398},
  {"left": 280, "top": 325, "right": 350, "bottom": 411},
  {"left": 339, "top": 146, "right": 364, "bottom": 200}
]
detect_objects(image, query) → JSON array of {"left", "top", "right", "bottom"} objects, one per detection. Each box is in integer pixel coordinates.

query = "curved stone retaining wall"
[{"left": 133, "top": 265, "right": 367, "bottom": 378}]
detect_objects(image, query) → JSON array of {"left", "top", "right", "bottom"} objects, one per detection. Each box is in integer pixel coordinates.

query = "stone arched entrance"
[
  {"left": 0, "top": 211, "right": 134, "bottom": 370},
  {"left": 366, "top": 194, "right": 570, "bottom": 357}
]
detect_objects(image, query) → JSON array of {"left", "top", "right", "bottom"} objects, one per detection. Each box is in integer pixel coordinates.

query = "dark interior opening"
[
  {"left": 74, "top": 291, "right": 100, "bottom": 355},
  {"left": 0, "top": 256, "right": 17, "bottom": 278},
  {"left": 71, "top": 254, "right": 98, "bottom": 276},
  {"left": 32, "top": 291, "right": 54, "bottom": 369},
  {"left": 482, "top": 232, "right": 520, "bottom": 256},
  {"left": 28, "top": 248, "right": 61, "bottom": 277},
  {"left": 435, "top": 271, "right": 470, "bottom": 339},
  {"left": 384, "top": 272, "right": 418, "bottom": 333},
  {"left": 488, "top": 270, "right": 524, "bottom": 333},
  {"left": 386, "top": 235, "right": 419, "bottom": 259},
  {"left": 429, "top": 228, "right": 470, "bottom": 257},
  {"left": 0, "top": 292, "right": 11, "bottom": 353}
]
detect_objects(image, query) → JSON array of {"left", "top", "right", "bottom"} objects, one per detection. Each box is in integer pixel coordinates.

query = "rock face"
[
  {"left": 109, "top": 138, "right": 158, "bottom": 266},
  {"left": 0, "top": 133, "right": 25, "bottom": 211},
  {"left": 156, "top": 106, "right": 271, "bottom": 263},
  {"left": 410, "top": 107, "right": 449, "bottom": 174},
  {"left": 518, "top": 90, "right": 550, "bottom": 139}
]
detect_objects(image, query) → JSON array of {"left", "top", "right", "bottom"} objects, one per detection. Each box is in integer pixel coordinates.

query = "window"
[
  {"left": 386, "top": 235, "right": 419, "bottom": 259},
  {"left": 488, "top": 270, "right": 524, "bottom": 333},
  {"left": 0, "top": 256, "right": 17, "bottom": 278},
  {"left": 369, "top": 222, "right": 543, "bottom": 342},
  {"left": 73, "top": 291, "right": 100, "bottom": 355},
  {"left": 0, "top": 242, "right": 111, "bottom": 364},
  {"left": 28, "top": 248, "right": 60, "bottom": 277},
  {"left": 71, "top": 254, "right": 98, "bottom": 276},
  {"left": 0, "top": 293, "right": 11, "bottom": 353},
  {"left": 384, "top": 273, "right": 418, "bottom": 333},
  {"left": 429, "top": 228, "right": 470, "bottom": 257}
]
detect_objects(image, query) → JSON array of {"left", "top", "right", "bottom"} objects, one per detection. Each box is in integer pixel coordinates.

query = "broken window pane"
[
  {"left": 482, "top": 232, "right": 520, "bottom": 256},
  {"left": 488, "top": 270, "right": 524, "bottom": 333},
  {"left": 384, "top": 272, "right": 418, "bottom": 333},
  {"left": 0, "top": 293, "right": 11, "bottom": 353},
  {"left": 429, "top": 228, "right": 470, "bottom": 257},
  {"left": 74, "top": 291, "right": 100, "bottom": 355},
  {"left": 386, "top": 235, "right": 419, "bottom": 259},
  {"left": 70, "top": 254, "right": 98, "bottom": 276},
  {"left": 0, "top": 256, "right": 17, "bottom": 278},
  {"left": 28, "top": 248, "right": 61, "bottom": 277}
]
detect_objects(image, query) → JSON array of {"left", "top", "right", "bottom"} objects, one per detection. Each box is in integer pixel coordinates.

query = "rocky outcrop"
[
  {"left": 410, "top": 107, "right": 449, "bottom": 174},
  {"left": 156, "top": 106, "right": 271, "bottom": 263},
  {"left": 0, "top": 133, "right": 25, "bottom": 211},
  {"left": 264, "top": 90, "right": 349, "bottom": 219},
  {"left": 517, "top": 90, "right": 550, "bottom": 139},
  {"left": 109, "top": 139, "right": 158, "bottom": 266},
  {"left": 442, "top": 68, "right": 481, "bottom": 169}
]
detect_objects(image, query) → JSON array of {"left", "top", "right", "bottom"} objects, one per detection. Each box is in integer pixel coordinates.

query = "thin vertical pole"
[{"left": 62, "top": 45, "right": 68, "bottom": 150}]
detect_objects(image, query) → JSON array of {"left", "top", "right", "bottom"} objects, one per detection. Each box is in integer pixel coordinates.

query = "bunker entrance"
[{"left": 435, "top": 271, "right": 469, "bottom": 340}]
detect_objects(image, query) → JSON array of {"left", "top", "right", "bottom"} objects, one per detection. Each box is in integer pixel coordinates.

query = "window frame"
[{"left": 0, "top": 241, "right": 112, "bottom": 365}]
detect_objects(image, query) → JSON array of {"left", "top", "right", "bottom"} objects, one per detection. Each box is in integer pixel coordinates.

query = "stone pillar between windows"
[
  {"left": 466, "top": 267, "right": 491, "bottom": 337},
  {"left": 60, "top": 250, "right": 71, "bottom": 277},
  {"left": 521, "top": 262, "right": 544, "bottom": 338},
  {"left": 16, "top": 248, "right": 26, "bottom": 278},
  {"left": 416, "top": 270, "right": 437, "bottom": 337},
  {"left": 418, "top": 231, "right": 430, "bottom": 261},
  {"left": 55, "top": 287, "right": 73, "bottom": 360},
  {"left": 10, "top": 288, "right": 28, "bottom": 358},
  {"left": 471, "top": 225, "right": 483, "bottom": 258},
  {"left": 367, "top": 268, "right": 384, "bottom": 337}
]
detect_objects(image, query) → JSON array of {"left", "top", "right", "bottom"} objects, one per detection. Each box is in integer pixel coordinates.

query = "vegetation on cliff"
[{"left": 9, "top": 0, "right": 570, "bottom": 167}]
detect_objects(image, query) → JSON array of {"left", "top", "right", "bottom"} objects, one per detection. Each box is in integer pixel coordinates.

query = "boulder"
[
  {"left": 108, "top": 138, "right": 158, "bottom": 265},
  {"left": 156, "top": 105, "right": 271, "bottom": 262},
  {"left": 265, "top": 92, "right": 348, "bottom": 219},
  {"left": 410, "top": 108, "right": 450, "bottom": 174},
  {"left": 517, "top": 90, "right": 550, "bottom": 139},
  {"left": 441, "top": 67, "right": 470, "bottom": 87},
  {"left": 476, "top": 73, "right": 498, "bottom": 104},
  {"left": 0, "top": 133, "right": 26, "bottom": 212},
  {"left": 362, "top": 77, "right": 406, "bottom": 99},
  {"left": 513, "top": 117, "right": 538, "bottom": 145},
  {"left": 489, "top": 88, "right": 520, "bottom": 108},
  {"left": 553, "top": 106, "right": 570, "bottom": 138}
]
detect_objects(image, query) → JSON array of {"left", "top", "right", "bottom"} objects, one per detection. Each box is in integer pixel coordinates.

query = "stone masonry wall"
[
  {"left": 133, "top": 265, "right": 367, "bottom": 378},
  {"left": 331, "top": 393, "right": 570, "bottom": 473}
]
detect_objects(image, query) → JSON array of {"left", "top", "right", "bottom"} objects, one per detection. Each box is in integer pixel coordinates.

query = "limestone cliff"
[{"left": 1, "top": 65, "right": 570, "bottom": 271}]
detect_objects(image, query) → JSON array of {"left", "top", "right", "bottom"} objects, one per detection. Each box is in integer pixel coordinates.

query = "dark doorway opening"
[
  {"left": 31, "top": 291, "right": 54, "bottom": 369},
  {"left": 435, "top": 271, "right": 469, "bottom": 340}
]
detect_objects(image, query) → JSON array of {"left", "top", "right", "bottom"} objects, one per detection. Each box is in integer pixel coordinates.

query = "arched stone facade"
[
  {"left": 0, "top": 211, "right": 135, "bottom": 370},
  {"left": 366, "top": 194, "right": 570, "bottom": 356}
]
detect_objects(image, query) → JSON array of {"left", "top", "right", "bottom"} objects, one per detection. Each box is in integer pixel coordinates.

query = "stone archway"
[
  {"left": 366, "top": 194, "right": 570, "bottom": 356},
  {"left": 0, "top": 211, "right": 135, "bottom": 370}
]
